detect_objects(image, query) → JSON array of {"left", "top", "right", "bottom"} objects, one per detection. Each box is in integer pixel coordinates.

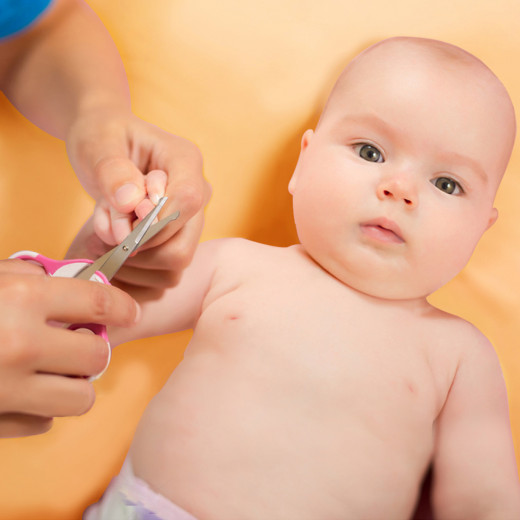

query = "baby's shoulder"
[
  {"left": 204, "top": 236, "right": 273, "bottom": 254},
  {"left": 197, "top": 237, "right": 297, "bottom": 290},
  {"left": 422, "top": 309, "right": 502, "bottom": 411},
  {"left": 201, "top": 237, "right": 296, "bottom": 269},
  {"left": 424, "top": 306, "right": 498, "bottom": 369}
]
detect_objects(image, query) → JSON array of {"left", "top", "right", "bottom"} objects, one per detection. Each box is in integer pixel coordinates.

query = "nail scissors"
[{"left": 9, "top": 197, "right": 180, "bottom": 378}]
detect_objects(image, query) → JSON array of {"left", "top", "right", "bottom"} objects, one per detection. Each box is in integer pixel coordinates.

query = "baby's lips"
[{"left": 360, "top": 217, "right": 405, "bottom": 244}]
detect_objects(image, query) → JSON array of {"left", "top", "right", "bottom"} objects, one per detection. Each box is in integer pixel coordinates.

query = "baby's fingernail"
[
  {"left": 150, "top": 193, "right": 161, "bottom": 205},
  {"left": 115, "top": 183, "right": 140, "bottom": 207}
]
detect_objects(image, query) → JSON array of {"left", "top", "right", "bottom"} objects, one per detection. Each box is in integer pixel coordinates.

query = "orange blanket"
[{"left": 0, "top": 1, "right": 519, "bottom": 517}]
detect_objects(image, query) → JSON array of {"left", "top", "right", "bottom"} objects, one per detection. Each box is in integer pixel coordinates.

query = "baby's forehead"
[
  {"left": 325, "top": 38, "right": 515, "bottom": 142},
  {"left": 342, "top": 38, "right": 498, "bottom": 94}
]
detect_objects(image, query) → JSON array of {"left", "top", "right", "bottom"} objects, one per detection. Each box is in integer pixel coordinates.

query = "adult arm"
[{"left": 0, "top": 0, "right": 210, "bottom": 288}]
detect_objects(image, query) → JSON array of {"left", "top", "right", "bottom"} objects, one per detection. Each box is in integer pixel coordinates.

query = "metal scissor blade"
[
  {"left": 75, "top": 196, "right": 168, "bottom": 281},
  {"left": 74, "top": 249, "right": 113, "bottom": 281},
  {"left": 137, "top": 210, "right": 180, "bottom": 248}
]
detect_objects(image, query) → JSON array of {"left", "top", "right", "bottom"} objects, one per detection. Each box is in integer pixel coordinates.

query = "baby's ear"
[
  {"left": 288, "top": 129, "right": 314, "bottom": 195},
  {"left": 486, "top": 207, "right": 499, "bottom": 230}
]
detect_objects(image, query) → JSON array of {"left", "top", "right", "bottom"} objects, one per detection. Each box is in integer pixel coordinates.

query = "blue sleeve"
[{"left": 0, "top": 0, "right": 53, "bottom": 40}]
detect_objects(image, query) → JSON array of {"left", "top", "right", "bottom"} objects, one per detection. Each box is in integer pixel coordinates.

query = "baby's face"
[{"left": 290, "top": 40, "right": 515, "bottom": 299}]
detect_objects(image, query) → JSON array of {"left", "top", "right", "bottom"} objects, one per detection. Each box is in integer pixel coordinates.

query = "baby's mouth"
[{"left": 360, "top": 218, "right": 404, "bottom": 244}]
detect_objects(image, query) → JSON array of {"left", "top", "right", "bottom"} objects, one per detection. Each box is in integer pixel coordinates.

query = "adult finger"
[
  {"left": 93, "top": 155, "right": 146, "bottom": 214},
  {"left": 124, "top": 210, "right": 204, "bottom": 272},
  {"left": 138, "top": 139, "right": 210, "bottom": 250},
  {"left": 40, "top": 277, "right": 139, "bottom": 327},
  {"left": 112, "top": 265, "right": 181, "bottom": 289},
  {"left": 0, "top": 413, "right": 53, "bottom": 438},
  {"left": 112, "top": 211, "right": 204, "bottom": 289},
  {"left": 67, "top": 117, "right": 148, "bottom": 213},
  {"left": 32, "top": 326, "right": 111, "bottom": 378},
  {"left": 8, "top": 374, "right": 96, "bottom": 417}
]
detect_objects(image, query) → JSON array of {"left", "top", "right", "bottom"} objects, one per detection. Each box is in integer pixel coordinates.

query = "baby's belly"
[{"left": 129, "top": 348, "right": 434, "bottom": 520}]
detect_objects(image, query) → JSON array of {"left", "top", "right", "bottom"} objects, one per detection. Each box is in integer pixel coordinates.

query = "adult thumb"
[{"left": 95, "top": 155, "right": 146, "bottom": 214}]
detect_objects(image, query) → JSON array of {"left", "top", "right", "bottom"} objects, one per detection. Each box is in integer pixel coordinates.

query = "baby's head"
[{"left": 289, "top": 37, "right": 516, "bottom": 300}]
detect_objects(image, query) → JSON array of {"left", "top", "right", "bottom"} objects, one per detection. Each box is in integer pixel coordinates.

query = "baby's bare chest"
[{"left": 193, "top": 276, "right": 442, "bottom": 433}]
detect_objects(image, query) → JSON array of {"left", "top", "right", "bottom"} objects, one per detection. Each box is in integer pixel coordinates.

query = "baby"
[{"left": 85, "top": 37, "right": 520, "bottom": 519}]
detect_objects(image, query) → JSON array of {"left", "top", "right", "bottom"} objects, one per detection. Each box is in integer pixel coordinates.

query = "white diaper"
[{"left": 83, "top": 458, "right": 198, "bottom": 520}]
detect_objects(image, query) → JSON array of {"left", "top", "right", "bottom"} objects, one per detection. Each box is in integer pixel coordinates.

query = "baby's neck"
[{"left": 292, "top": 243, "right": 435, "bottom": 315}]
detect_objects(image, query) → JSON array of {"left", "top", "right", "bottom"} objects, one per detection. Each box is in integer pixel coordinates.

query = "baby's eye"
[
  {"left": 431, "top": 177, "right": 463, "bottom": 195},
  {"left": 358, "top": 144, "right": 384, "bottom": 163}
]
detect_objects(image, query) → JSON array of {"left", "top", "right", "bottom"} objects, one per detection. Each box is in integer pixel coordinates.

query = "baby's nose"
[{"left": 376, "top": 176, "right": 418, "bottom": 208}]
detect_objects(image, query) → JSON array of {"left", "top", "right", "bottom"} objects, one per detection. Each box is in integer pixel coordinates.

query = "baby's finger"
[
  {"left": 93, "top": 204, "right": 117, "bottom": 246},
  {"left": 145, "top": 169, "right": 167, "bottom": 205},
  {"left": 134, "top": 198, "right": 156, "bottom": 221},
  {"left": 110, "top": 205, "right": 135, "bottom": 244},
  {"left": 133, "top": 170, "right": 167, "bottom": 221}
]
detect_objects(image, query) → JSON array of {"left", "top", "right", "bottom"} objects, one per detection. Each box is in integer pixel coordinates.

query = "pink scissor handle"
[{"left": 9, "top": 250, "right": 111, "bottom": 380}]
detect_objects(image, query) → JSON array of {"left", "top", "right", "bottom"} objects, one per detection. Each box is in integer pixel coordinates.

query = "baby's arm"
[
  {"left": 108, "top": 238, "right": 226, "bottom": 346},
  {"left": 431, "top": 329, "right": 520, "bottom": 519}
]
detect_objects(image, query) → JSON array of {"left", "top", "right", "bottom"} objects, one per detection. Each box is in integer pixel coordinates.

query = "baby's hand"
[
  {"left": 93, "top": 169, "right": 168, "bottom": 245},
  {"left": 68, "top": 165, "right": 201, "bottom": 292}
]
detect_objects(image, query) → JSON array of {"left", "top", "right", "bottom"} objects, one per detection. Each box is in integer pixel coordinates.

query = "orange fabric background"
[{"left": 0, "top": 1, "right": 519, "bottom": 517}]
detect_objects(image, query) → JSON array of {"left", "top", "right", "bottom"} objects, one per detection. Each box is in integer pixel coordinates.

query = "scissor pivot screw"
[{"left": 122, "top": 245, "right": 129, "bottom": 252}]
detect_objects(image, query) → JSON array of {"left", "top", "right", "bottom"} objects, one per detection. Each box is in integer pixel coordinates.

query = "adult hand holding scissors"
[
  {"left": 0, "top": 259, "right": 138, "bottom": 438},
  {"left": 4, "top": 198, "right": 177, "bottom": 438}
]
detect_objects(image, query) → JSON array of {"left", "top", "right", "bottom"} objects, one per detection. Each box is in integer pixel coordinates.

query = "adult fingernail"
[
  {"left": 115, "top": 183, "right": 140, "bottom": 206},
  {"left": 134, "top": 301, "right": 142, "bottom": 324},
  {"left": 88, "top": 341, "right": 112, "bottom": 382}
]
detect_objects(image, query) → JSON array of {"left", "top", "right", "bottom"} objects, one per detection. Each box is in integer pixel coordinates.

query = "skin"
[
  {"left": 0, "top": 0, "right": 209, "bottom": 436},
  {"left": 0, "top": 258, "right": 138, "bottom": 437},
  {"left": 107, "top": 38, "right": 520, "bottom": 519},
  {"left": 0, "top": 0, "right": 210, "bottom": 288}
]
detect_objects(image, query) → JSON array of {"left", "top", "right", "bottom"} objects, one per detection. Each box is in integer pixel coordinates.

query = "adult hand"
[
  {"left": 0, "top": 258, "right": 139, "bottom": 437},
  {"left": 66, "top": 107, "right": 210, "bottom": 289}
]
